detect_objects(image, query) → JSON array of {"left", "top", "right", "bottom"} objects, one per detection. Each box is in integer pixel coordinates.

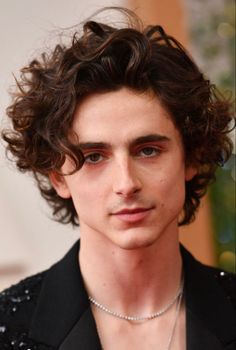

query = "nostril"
[
  {"left": 112, "top": 159, "right": 142, "bottom": 196},
  {"left": 114, "top": 181, "right": 141, "bottom": 197}
]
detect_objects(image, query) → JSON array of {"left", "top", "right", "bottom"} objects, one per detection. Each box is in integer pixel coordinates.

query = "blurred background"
[{"left": 0, "top": 0, "right": 235, "bottom": 291}]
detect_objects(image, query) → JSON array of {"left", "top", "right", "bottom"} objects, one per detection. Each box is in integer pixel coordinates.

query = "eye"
[
  {"left": 84, "top": 153, "right": 104, "bottom": 164},
  {"left": 138, "top": 147, "right": 160, "bottom": 157}
]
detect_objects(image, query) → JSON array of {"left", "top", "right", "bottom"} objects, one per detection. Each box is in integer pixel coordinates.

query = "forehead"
[{"left": 72, "top": 87, "right": 179, "bottom": 144}]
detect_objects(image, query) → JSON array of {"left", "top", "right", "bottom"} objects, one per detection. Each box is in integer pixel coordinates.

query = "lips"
[{"left": 112, "top": 207, "right": 153, "bottom": 223}]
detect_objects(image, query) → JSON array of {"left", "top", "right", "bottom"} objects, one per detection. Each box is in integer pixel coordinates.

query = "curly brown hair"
[{"left": 2, "top": 7, "right": 234, "bottom": 226}]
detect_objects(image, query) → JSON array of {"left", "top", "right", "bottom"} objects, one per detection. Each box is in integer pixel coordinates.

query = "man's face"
[{"left": 52, "top": 88, "right": 195, "bottom": 250}]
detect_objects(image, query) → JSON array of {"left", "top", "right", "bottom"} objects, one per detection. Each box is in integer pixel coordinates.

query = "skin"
[{"left": 51, "top": 87, "right": 196, "bottom": 349}]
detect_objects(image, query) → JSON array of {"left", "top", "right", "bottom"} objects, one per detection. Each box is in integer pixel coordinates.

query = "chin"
[
  {"left": 120, "top": 241, "right": 155, "bottom": 251},
  {"left": 113, "top": 229, "right": 160, "bottom": 251}
]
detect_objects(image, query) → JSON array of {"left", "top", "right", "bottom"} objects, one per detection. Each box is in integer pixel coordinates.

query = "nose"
[{"left": 112, "top": 157, "right": 142, "bottom": 197}]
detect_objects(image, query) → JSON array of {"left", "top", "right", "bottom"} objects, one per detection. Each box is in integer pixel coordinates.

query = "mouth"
[{"left": 111, "top": 207, "right": 154, "bottom": 223}]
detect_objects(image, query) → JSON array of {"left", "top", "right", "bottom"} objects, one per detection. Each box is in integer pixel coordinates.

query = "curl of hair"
[{"left": 2, "top": 8, "right": 234, "bottom": 226}]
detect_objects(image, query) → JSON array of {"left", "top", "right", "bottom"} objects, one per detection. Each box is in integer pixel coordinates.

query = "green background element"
[{"left": 187, "top": 0, "right": 235, "bottom": 272}]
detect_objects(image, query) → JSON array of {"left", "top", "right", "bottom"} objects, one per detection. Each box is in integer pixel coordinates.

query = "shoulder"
[
  {"left": 201, "top": 263, "right": 236, "bottom": 309},
  {"left": 181, "top": 245, "right": 236, "bottom": 310},
  {"left": 0, "top": 271, "right": 52, "bottom": 349},
  {"left": 0, "top": 272, "right": 45, "bottom": 316}
]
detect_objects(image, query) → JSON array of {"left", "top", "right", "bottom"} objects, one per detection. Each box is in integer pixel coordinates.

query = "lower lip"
[{"left": 113, "top": 209, "right": 153, "bottom": 223}]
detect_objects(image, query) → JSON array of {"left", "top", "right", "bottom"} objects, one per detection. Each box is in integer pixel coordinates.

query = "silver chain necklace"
[
  {"left": 165, "top": 288, "right": 183, "bottom": 350},
  {"left": 90, "top": 280, "right": 184, "bottom": 350},
  {"left": 89, "top": 277, "right": 184, "bottom": 322}
]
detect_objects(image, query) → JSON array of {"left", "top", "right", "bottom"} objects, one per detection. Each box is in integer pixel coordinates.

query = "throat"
[{"left": 79, "top": 232, "right": 183, "bottom": 318}]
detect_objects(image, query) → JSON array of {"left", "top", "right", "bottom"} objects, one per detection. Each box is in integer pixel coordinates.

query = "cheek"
[
  {"left": 151, "top": 168, "right": 186, "bottom": 211},
  {"left": 150, "top": 166, "right": 185, "bottom": 193},
  {"left": 67, "top": 174, "right": 107, "bottom": 214},
  {"left": 156, "top": 183, "right": 184, "bottom": 207}
]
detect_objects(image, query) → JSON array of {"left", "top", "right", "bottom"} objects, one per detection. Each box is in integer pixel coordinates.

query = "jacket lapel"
[
  {"left": 29, "top": 241, "right": 102, "bottom": 349},
  {"left": 182, "top": 246, "right": 236, "bottom": 350},
  {"left": 186, "top": 308, "right": 234, "bottom": 350},
  {"left": 59, "top": 308, "right": 101, "bottom": 350}
]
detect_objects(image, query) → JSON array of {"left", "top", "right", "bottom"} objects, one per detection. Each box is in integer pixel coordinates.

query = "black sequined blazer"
[{"left": 0, "top": 241, "right": 235, "bottom": 350}]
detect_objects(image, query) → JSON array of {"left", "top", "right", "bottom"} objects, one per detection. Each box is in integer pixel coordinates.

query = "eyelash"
[{"left": 83, "top": 146, "right": 161, "bottom": 165}]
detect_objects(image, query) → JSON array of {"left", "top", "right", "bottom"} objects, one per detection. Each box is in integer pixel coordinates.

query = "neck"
[{"left": 79, "top": 227, "right": 182, "bottom": 317}]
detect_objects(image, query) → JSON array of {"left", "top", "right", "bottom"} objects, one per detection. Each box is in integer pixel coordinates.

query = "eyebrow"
[
  {"left": 131, "top": 134, "right": 170, "bottom": 147},
  {"left": 78, "top": 134, "right": 171, "bottom": 151}
]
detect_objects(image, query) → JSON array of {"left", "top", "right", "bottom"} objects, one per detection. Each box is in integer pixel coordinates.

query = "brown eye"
[
  {"left": 84, "top": 153, "right": 103, "bottom": 164},
  {"left": 138, "top": 147, "right": 160, "bottom": 157}
]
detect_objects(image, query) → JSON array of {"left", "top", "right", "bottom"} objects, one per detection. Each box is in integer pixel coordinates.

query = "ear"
[
  {"left": 49, "top": 171, "right": 71, "bottom": 199},
  {"left": 185, "top": 165, "right": 197, "bottom": 181}
]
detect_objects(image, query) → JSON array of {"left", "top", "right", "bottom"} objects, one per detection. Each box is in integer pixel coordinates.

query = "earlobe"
[
  {"left": 185, "top": 166, "right": 197, "bottom": 181},
  {"left": 49, "top": 172, "right": 71, "bottom": 199}
]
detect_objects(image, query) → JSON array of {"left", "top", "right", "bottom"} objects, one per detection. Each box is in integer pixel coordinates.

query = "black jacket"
[{"left": 0, "top": 241, "right": 235, "bottom": 350}]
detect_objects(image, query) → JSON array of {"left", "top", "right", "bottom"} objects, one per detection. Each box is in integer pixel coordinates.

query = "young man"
[{"left": 0, "top": 7, "right": 235, "bottom": 350}]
